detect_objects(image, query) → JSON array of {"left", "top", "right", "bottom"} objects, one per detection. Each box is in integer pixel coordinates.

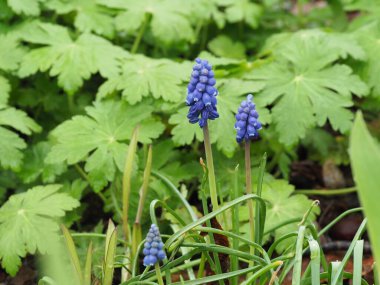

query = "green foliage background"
[{"left": 0, "top": 0, "right": 380, "bottom": 277}]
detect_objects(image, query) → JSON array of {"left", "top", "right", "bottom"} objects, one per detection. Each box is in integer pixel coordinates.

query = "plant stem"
[
  {"left": 74, "top": 164, "right": 106, "bottom": 203},
  {"left": 67, "top": 94, "right": 74, "bottom": 113},
  {"left": 200, "top": 192, "right": 224, "bottom": 285},
  {"left": 131, "top": 13, "right": 150, "bottom": 54},
  {"left": 155, "top": 263, "right": 164, "bottom": 285},
  {"left": 197, "top": 253, "right": 206, "bottom": 279},
  {"left": 245, "top": 141, "right": 255, "bottom": 252},
  {"left": 203, "top": 124, "right": 219, "bottom": 211},
  {"left": 295, "top": 187, "right": 356, "bottom": 196}
]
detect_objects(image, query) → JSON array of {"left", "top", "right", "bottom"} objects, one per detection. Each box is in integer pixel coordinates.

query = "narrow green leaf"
[
  {"left": 84, "top": 242, "right": 93, "bottom": 285},
  {"left": 61, "top": 225, "right": 83, "bottom": 284},
  {"left": 308, "top": 237, "right": 320, "bottom": 285},
  {"left": 330, "top": 262, "right": 343, "bottom": 285},
  {"left": 331, "top": 219, "right": 367, "bottom": 285},
  {"left": 353, "top": 240, "right": 364, "bottom": 285},
  {"left": 350, "top": 111, "right": 380, "bottom": 279},
  {"left": 255, "top": 152, "right": 267, "bottom": 246},
  {"left": 103, "top": 224, "right": 117, "bottom": 285},
  {"left": 165, "top": 194, "right": 266, "bottom": 248},
  {"left": 123, "top": 126, "right": 139, "bottom": 240},
  {"left": 292, "top": 226, "right": 306, "bottom": 285}
]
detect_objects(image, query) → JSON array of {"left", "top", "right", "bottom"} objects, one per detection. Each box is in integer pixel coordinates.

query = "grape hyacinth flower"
[
  {"left": 235, "top": 94, "right": 262, "bottom": 253},
  {"left": 143, "top": 224, "right": 166, "bottom": 267},
  {"left": 186, "top": 58, "right": 219, "bottom": 128},
  {"left": 235, "top": 94, "right": 262, "bottom": 143}
]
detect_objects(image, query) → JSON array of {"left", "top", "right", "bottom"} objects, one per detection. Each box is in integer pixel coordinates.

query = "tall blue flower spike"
[
  {"left": 186, "top": 58, "right": 219, "bottom": 128},
  {"left": 143, "top": 224, "right": 166, "bottom": 266},
  {"left": 235, "top": 94, "right": 262, "bottom": 143}
]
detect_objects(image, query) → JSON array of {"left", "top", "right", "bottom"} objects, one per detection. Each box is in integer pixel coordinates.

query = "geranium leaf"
[
  {"left": 46, "top": 100, "right": 165, "bottom": 191},
  {"left": 0, "top": 184, "right": 79, "bottom": 275},
  {"left": 247, "top": 32, "right": 369, "bottom": 145},
  {"left": 18, "top": 22, "right": 126, "bottom": 94}
]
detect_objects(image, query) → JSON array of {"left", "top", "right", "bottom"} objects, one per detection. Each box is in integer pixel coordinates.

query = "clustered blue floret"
[
  {"left": 186, "top": 58, "right": 219, "bottom": 128},
  {"left": 235, "top": 94, "right": 262, "bottom": 143},
  {"left": 143, "top": 224, "right": 166, "bottom": 266}
]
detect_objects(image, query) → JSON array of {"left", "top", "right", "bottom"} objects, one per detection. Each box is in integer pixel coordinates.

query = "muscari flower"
[
  {"left": 235, "top": 94, "right": 262, "bottom": 143},
  {"left": 186, "top": 58, "right": 219, "bottom": 128},
  {"left": 143, "top": 224, "right": 166, "bottom": 266}
]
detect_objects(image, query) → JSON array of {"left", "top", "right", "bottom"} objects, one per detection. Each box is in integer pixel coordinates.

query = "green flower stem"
[
  {"left": 245, "top": 141, "right": 255, "bottom": 258},
  {"left": 74, "top": 164, "right": 106, "bottom": 203},
  {"left": 201, "top": 192, "right": 224, "bottom": 285},
  {"left": 155, "top": 264, "right": 164, "bottom": 285},
  {"left": 295, "top": 187, "right": 356, "bottom": 196},
  {"left": 203, "top": 124, "right": 219, "bottom": 211},
  {"left": 131, "top": 13, "right": 150, "bottom": 54}
]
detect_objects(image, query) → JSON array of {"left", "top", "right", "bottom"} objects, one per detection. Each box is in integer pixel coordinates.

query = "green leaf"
[
  {"left": 97, "top": 55, "right": 186, "bottom": 104},
  {"left": 208, "top": 35, "right": 246, "bottom": 59},
  {"left": 0, "top": 76, "right": 10, "bottom": 108},
  {"left": 0, "top": 34, "right": 26, "bottom": 71},
  {"left": 6, "top": 0, "right": 44, "bottom": 15},
  {"left": 247, "top": 32, "right": 369, "bottom": 145},
  {"left": 0, "top": 107, "right": 41, "bottom": 135},
  {"left": 18, "top": 22, "right": 126, "bottom": 94},
  {"left": 102, "top": 0, "right": 194, "bottom": 43},
  {"left": 46, "top": 100, "right": 165, "bottom": 191},
  {"left": 262, "top": 30, "right": 367, "bottom": 61},
  {"left": 0, "top": 107, "right": 41, "bottom": 170},
  {"left": 18, "top": 142, "right": 66, "bottom": 184},
  {"left": 222, "top": 0, "right": 263, "bottom": 28},
  {"left": 0, "top": 127, "right": 25, "bottom": 170},
  {"left": 169, "top": 107, "right": 203, "bottom": 146},
  {"left": 46, "top": 0, "right": 116, "bottom": 38},
  {"left": 187, "top": 0, "right": 226, "bottom": 29},
  {"left": 350, "top": 112, "right": 380, "bottom": 279},
  {"left": 0, "top": 184, "right": 79, "bottom": 275},
  {"left": 169, "top": 78, "right": 265, "bottom": 156},
  {"left": 352, "top": 22, "right": 380, "bottom": 98}
]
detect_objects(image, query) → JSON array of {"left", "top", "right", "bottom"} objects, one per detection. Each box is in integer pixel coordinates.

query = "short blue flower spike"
[
  {"left": 186, "top": 58, "right": 219, "bottom": 128},
  {"left": 143, "top": 224, "right": 166, "bottom": 266},
  {"left": 235, "top": 94, "right": 262, "bottom": 143}
]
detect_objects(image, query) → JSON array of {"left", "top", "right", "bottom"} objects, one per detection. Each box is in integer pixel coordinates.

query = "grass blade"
[
  {"left": 103, "top": 221, "right": 117, "bottom": 285},
  {"left": 123, "top": 126, "right": 139, "bottom": 240},
  {"left": 330, "top": 262, "right": 343, "bottom": 285},
  {"left": 292, "top": 225, "right": 306, "bottom": 285},
  {"left": 350, "top": 112, "right": 380, "bottom": 279},
  {"left": 255, "top": 153, "right": 267, "bottom": 245},
  {"left": 353, "top": 240, "right": 364, "bottom": 285},
  {"left": 84, "top": 242, "right": 92, "bottom": 285},
  {"left": 61, "top": 225, "right": 83, "bottom": 284},
  {"left": 172, "top": 266, "right": 259, "bottom": 285},
  {"left": 331, "top": 219, "right": 367, "bottom": 285},
  {"left": 166, "top": 194, "right": 266, "bottom": 248},
  {"left": 230, "top": 164, "right": 240, "bottom": 285},
  {"left": 308, "top": 237, "right": 320, "bottom": 285},
  {"left": 241, "top": 261, "right": 283, "bottom": 285}
]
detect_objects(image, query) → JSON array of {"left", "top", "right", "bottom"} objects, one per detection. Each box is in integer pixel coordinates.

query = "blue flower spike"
[
  {"left": 235, "top": 94, "right": 262, "bottom": 143},
  {"left": 143, "top": 224, "right": 166, "bottom": 267},
  {"left": 186, "top": 58, "right": 219, "bottom": 128}
]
